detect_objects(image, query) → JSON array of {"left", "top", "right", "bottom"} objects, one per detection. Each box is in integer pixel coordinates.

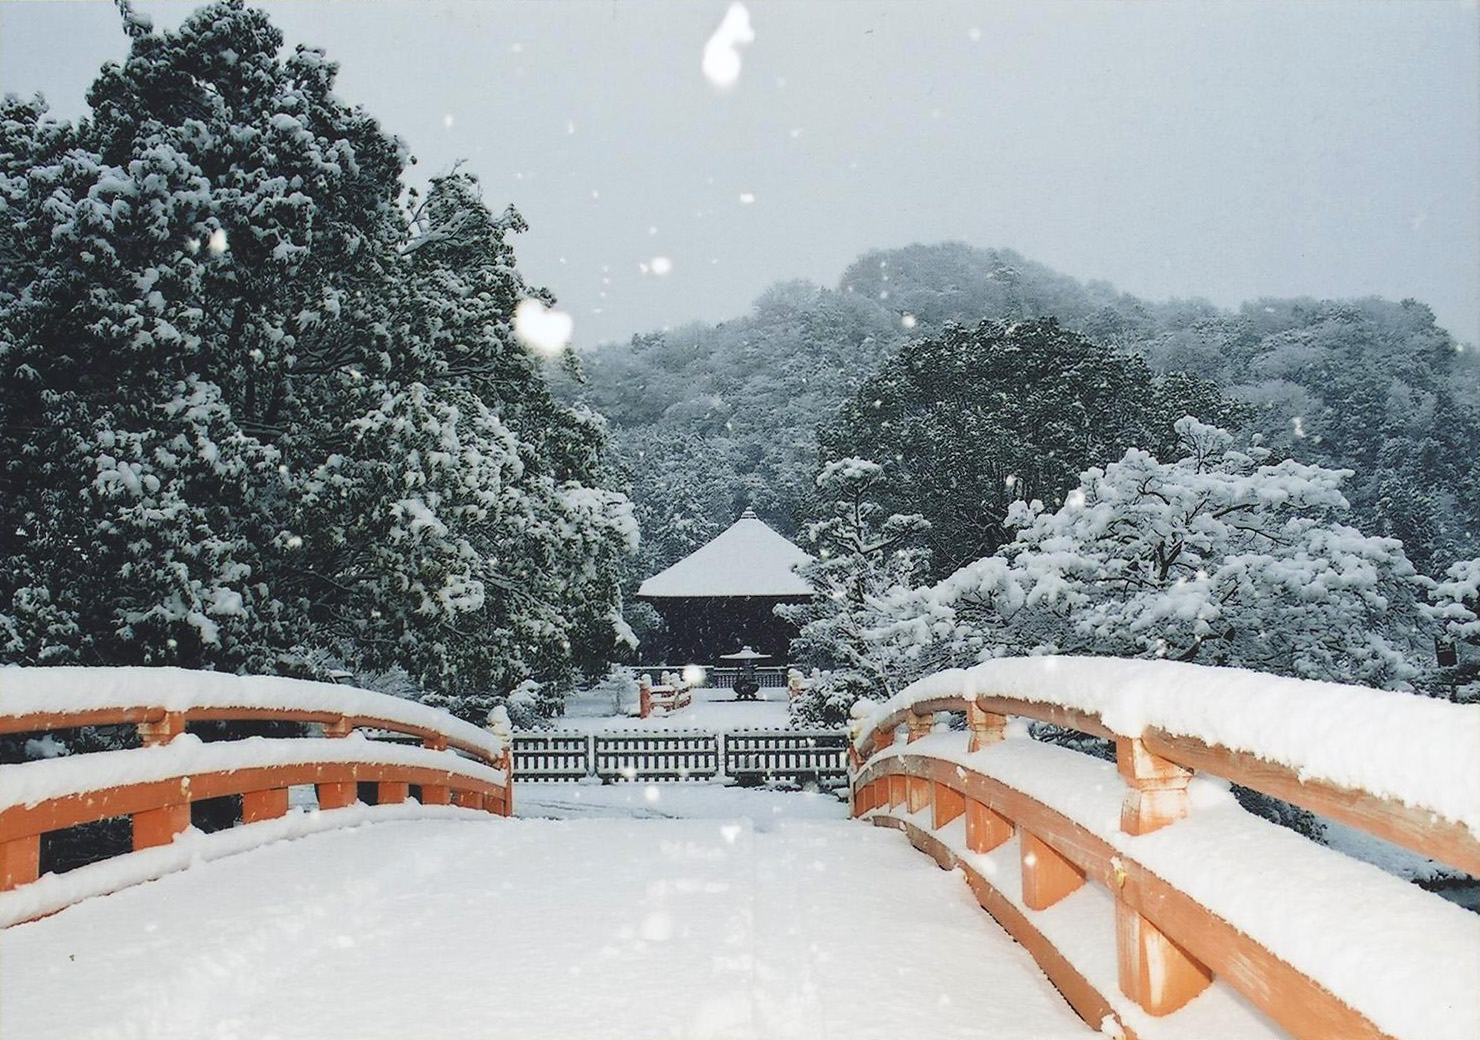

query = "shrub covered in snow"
[{"left": 869, "top": 419, "right": 1437, "bottom": 692}]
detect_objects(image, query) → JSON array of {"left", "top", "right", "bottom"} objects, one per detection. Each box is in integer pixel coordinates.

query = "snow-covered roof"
[{"left": 637, "top": 510, "right": 813, "bottom": 598}]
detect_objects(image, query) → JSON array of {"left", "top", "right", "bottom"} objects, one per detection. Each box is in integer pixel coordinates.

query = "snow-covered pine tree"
[
  {"left": 0, "top": 2, "right": 636, "bottom": 712},
  {"left": 778, "top": 458, "right": 929, "bottom": 726},
  {"left": 871, "top": 417, "right": 1436, "bottom": 692}
]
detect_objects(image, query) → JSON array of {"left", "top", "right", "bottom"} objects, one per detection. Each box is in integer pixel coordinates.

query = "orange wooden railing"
[
  {"left": 0, "top": 677, "right": 513, "bottom": 903},
  {"left": 850, "top": 684, "right": 1479, "bottom": 1040}
]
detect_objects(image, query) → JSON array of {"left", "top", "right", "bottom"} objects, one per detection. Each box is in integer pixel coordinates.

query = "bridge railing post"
[
  {"left": 1019, "top": 830, "right": 1084, "bottom": 910},
  {"left": 905, "top": 709, "right": 933, "bottom": 743},
  {"left": 1116, "top": 737, "right": 1191, "bottom": 835},
  {"left": 0, "top": 834, "right": 40, "bottom": 891},
  {"left": 965, "top": 799, "right": 1012, "bottom": 853},
  {"left": 966, "top": 702, "right": 1006, "bottom": 752},
  {"left": 243, "top": 788, "right": 289, "bottom": 823}
]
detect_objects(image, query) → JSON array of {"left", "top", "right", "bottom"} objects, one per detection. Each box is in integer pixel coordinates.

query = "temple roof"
[{"left": 636, "top": 509, "right": 814, "bottom": 598}]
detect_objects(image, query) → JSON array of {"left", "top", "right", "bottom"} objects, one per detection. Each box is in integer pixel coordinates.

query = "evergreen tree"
[
  {"left": 778, "top": 458, "right": 929, "bottom": 726},
  {"left": 819, "top": 318, "right": 1249, "bottom": 577},
  {"left": 871, "top": 418, "right": 1436, "bottom": 692},
  {"left": 0, "top": 1, "right": 635, "bottom": 709}
]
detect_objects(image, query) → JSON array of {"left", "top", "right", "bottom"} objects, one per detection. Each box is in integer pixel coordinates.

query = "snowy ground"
[
  {"left": 557, "top": 683, "right": 792, "bottom": 731},
  {"left": 0, "top": 790, "right": 1091, "bottom": 1040},
  {"left": 516, "top": 779, "right": 849, "bottom": 824}
]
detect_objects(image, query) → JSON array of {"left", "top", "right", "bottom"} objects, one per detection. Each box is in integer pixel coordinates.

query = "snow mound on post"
[{"left": 865, "top": 656, "right": 1480, "bottom": 835}]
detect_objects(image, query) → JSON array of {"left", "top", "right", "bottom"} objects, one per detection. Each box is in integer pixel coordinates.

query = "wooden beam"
[{"left": 1141, "top": 728, "right": 1480, "bottom": 877}]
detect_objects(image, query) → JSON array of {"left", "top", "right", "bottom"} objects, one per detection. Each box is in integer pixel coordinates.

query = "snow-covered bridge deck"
[{"left": 0, "top": 809, "right": 1093, "bottom": 1040}]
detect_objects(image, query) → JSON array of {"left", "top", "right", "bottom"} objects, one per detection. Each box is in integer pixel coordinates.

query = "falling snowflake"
[
  {"left": 702, "top": 3, "right": 754, "bottom": 89},
  {"left": 739, "top": 192, "right": 756, "bottom": 205},
  {"left": 513, "top": 298, "right": 573, "bottom": 354},
  {"left": 650, "top": 256, "right": 673, "bottom": 276},
  {"left": 206, "top": 228, "right": 228, "bottom": 256}
]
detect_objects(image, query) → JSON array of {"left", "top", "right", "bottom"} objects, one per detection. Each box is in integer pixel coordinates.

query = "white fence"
[{"left": 511, "top": 728, "right": 849, "bottom": 785}]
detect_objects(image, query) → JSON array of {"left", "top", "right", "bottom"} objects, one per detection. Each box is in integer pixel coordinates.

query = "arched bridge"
[{"left": 0, "top": 661, "right": 1475, "bottom": 1039}]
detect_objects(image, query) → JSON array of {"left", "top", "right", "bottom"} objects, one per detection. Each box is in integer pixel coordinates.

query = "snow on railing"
[
  {"left": 0, "top": 667, "right": 513, "bottom": 923},
  {"left": 849, "top": 656, "right": 1480, "bottom": 1040}
]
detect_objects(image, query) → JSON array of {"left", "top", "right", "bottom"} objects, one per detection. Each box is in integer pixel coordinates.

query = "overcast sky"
[{"left": 3, "top": 0, "right": 1477, "bottom": 347}]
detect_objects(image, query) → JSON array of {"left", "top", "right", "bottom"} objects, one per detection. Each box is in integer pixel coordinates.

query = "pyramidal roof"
[{"left": 637, "top": 509, "right": 814, "bottom": 598}]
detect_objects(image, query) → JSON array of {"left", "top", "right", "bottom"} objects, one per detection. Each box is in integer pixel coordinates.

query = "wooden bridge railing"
[
  {"left": 0, "top": 667, "right": 513, "bottom": 918},
  {"left": 849, "top": 657, "right": 1479, "bottom": 1040}
]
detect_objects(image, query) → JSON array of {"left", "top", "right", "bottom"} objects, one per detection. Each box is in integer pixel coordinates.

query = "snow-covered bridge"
[{"left": 1, "top": 663, "right": 1476, "bottom": 1040}]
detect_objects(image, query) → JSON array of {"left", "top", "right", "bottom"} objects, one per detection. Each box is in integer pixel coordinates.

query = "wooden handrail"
[
  {"left": 856, "top": 752, "right": 1400, "bottom": 1038},
  {"left": 856, "top": 691, "right": 1480, "bottom": 876},
  {"left": 0, "top": 705, "right": 501, "bottom": 766},
  {"left": 850, "top": 663, "right": 1480, "bottom": 1040},
  {"left": 0, "top": 669, "right": 515, "bottom": 912}
]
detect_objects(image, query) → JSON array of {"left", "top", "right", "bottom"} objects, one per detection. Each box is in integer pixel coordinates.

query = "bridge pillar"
[
  {"left": 133, "top": 802, "right": 191, "bottom": 851},
  {"left": 966, "top": 800, "right": 1013, "bottom": 853},
  {"left": 377, "top": 781, "right": 409, "bottom": 805},
  {"left": 966, "top": 703, "right": 1006, "bottom": 752},
  {"left": 1020, "top": 830, "right": 1084, "bottom": 910},
  {"left": 421, "top": 784, "right": 451, "bottom": 805},
  {"left": 932, "top": 782, "right": 965, "bottom": 828},
  {"left": 1116, "top": 899, "right": 1212, "bottom": 1015},
  {"left": 243, "top": 787, "right": 289, "bottom": 823},
  {"left": 0, "top": 834, "right": 39, "bottom": 891},
  {"left": 1116, "top": 738, "right": 1192, "bottom": 835}
]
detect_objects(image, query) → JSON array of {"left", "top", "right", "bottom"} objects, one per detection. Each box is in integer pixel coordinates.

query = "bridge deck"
[{"left": 0, "top": 812, "right": 1092, "bottom": 1039}]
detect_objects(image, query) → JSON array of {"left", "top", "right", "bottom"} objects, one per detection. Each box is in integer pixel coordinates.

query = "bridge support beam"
[
  {"left": 420, "top": 784, "right": 451, "bottom": 805},
  {"left": 1020, "top": 830, "right": 1084, "bottom": 910},
  {"left": 133, "top": 803, "right": 191, "bottom": 851},
  {"left": 932, "top": 782, "right": 965, "bottom": 829},
  {"left": 1116, "top": 898, "right": 1212, "bottom": 1015},
  {"left": 243, "top": 787, "right": 289, "bottom": 824},
  {"left": 1116, "top": 738, "right": 1192, "bottom": 835},
  {"left": 966, "top": 800, "right": 1013, "bottom": 854},
  {"left": 0, "top": 835, "right": 39, "bottom": 891},
  {"left": 377, "top": 782, "right": 409, "bottom": 805}
]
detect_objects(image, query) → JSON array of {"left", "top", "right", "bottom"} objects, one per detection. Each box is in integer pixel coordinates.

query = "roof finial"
[{"left": 740, "top": 507, "right": 758, "bottom": 520}]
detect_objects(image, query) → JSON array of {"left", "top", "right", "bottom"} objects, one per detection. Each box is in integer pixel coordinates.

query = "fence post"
[
  {"left": 966, "top": 702, "right": 1007, "bottom": 752},
  {"left": 639, "top": 676, "right": 652, "bottom": 719},
  {"left": 907, "top": 774, "right": 932, "bottom": 813}
]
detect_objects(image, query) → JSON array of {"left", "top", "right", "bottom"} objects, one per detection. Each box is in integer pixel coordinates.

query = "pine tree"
[{"left": 778, "top": 458, "right": 929, "bottom": 726}]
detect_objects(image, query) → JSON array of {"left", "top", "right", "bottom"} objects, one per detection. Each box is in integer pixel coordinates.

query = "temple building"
[{"left": 636, "top": 509, "right": 814, "bottom": 662}]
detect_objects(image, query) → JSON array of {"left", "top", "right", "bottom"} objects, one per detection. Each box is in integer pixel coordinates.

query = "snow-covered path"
[{"left": 1, "top": 798, "right": 1090, "bottom": 1039}]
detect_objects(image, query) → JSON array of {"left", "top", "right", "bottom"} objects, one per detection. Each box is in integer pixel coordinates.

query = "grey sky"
[{"left": 3, "top": 0, "right": 1477, "bottom": 347}]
